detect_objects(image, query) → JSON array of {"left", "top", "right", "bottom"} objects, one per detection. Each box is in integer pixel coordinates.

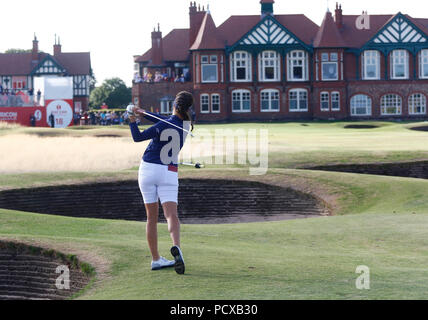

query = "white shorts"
[{"left": 138, "top": 160, "right": 179, "bottom": 204}]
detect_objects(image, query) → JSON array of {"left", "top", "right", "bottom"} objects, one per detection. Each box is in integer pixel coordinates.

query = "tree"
[{"left": 89, "top": 77, "right": 131, "bottom": 109}]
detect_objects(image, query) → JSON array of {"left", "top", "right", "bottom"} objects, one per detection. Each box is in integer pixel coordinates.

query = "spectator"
[
  {"left": 101, "top": 102, "right": 108, "bottom": 110},
  {"left": 37, "top": 89, "right": 41, "bottom": 105},
  {"left": 73, "top": 113, "right": 80, "bottom": 125},
  {"left": 49, "top": 113, "right": 55, "bottom": 128},
  {"left": 90, "top": 112, "right": 96, "bottom": 125},
  {"left": 30, "top": 114, "right": 36, "bottom": 127},
  {"left": 100, "top": 111, "right": 106, "bottom": 125}
]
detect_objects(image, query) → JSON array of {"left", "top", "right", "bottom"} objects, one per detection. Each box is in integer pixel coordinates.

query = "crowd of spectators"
[
  {"left": 74, "top": 110, "right": 131, "bottom": 126},
  {"left": 0, "top": 86, "right": 42, "bottom": 107},
  {"left": 133, "top": 71, "right": 190, "bottom": 84}
]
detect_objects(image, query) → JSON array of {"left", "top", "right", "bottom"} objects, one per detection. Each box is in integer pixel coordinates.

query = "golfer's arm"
[
  {"left": 143, "top": 111, "right": 168, "bottom": 123},
  {"left": 129, "top": 122, "right": 159, "bottom": 142}
]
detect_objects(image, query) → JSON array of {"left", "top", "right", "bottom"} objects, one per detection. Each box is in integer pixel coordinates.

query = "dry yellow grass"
[
  {"left": 0, "top": 133, "right": 220, "bottom": 173},
  {"left": 0, "top": 134, "right": 146, "bottom": 173}
]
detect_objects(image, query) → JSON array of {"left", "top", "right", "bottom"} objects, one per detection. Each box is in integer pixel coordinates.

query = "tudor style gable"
[
  {"left": 369, "top": 13, "right": 428, "bottom": 46},
  {"left": 239, "top": 17, "right": 298, "bottom": 46},
  {"left": 32, "top": 56, "right": 66, "bottom": 75}
]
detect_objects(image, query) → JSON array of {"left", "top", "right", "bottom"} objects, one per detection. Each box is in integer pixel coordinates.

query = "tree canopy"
[{"left": 89, "top": 78, "right": 131, "bottom": 109}]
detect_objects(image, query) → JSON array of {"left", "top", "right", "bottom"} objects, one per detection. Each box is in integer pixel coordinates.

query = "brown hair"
[{"left": 175, "top": 91, "right": 194, "bottom": 131}]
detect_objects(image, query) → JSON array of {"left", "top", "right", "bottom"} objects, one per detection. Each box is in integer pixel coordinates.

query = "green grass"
[
  {"left": 1, "top": 169, "right": 428, "bottom": 299},
  {"left": 1, "top": 121, "right": 428, "bottom": 299}
]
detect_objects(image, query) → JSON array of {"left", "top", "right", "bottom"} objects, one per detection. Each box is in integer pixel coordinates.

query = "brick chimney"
[
  {"left": 335, "top": 3, "right": 343, "bottom": 29},
  {"left": 151, "top": 24, "right": 163, "bottom": 66},
  {"left": 54, "top": 34, "right": 62, "bottom": 56},
  {"left": 32, "top": 34, "right": 39, "bottom": 62},
  {"left": 189, "top": 1, "right": 206, "bottom": 47}
]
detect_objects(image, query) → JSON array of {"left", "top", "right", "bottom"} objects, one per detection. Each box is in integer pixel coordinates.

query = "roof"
[
  {"left": 137, "top": 29, "right": 190, "bottom": 63},
  {"left": 260, "top": 0, "right": 274, "bottom": 3},
  {"left": 217, "top": 14, "right": 319, "bottom": 46},
  {"left": 339, "top": 14, "right": 394, "bottom": 48},
  {"left": 0, "top": 51, "right": 91, "bottom": 76},
  {"left": 134, "top": 8, "right": 428, "bottom": 64},
  {"left": 314, "top": 11, "right": 346, "bottom": 48},
  {"left": 54, "top": 53, "right": 91, "bottom": 75},
  {"left": 190, "top": 13, "right": 224, "bottom": 50}
]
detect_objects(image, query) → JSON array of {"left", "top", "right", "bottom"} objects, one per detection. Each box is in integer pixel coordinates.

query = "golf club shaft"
[{"left": 142, "top": 111, "right": 194, "bottom": 137}]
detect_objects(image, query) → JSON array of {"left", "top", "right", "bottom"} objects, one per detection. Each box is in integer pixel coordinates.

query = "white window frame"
[
  {"left": 161, "top": 100, "right": 174, "bottom": 115},
  {"left": 258, "top": 51, "right": 281, "bottom": 82},
  {"left": 289, "top": 89, "right": 308, "bottom": 112},
  {"left": 201, "top": 55, "right": 218, "bottom": 83},
  {"left": 232, "top": 89, "right": 251, "bottom": 113},
  {"left": 201, "top": 55, "right": 209, "bottom": 64},
  {"left": 419, "top": 49, "right": 428, "bottom": 79},
  {"left": 363, "top": 50, "right": 380, "bottom": 80},
  {"left": 381, "top": 94, "right": 402, "bottom": 115},
  {"left": 321, "top": 52, "right": 339, "bottom": 81},
  {"left": 287, "top": 50, "right": 308, "bottom": 82},
  {"left": 408, "top": 93, "right": 427, "bottom": 115},
  {"left": 200, "top": 94, "right": 210, "bottom": 114},
  {"left": 211, "top": 94, "right": 221, "bottom": 113},
  {"left": 351, "top": 94, "right": 372, "bottom": 116},
  {"left": 331, "top": 91, "right": 340, "bottom": 111},
  {"left": 230, "top": 51, "right": 252, "bottom": 82},
  {"left": 260, "top": 89, "right": 280, "bottom": 112},
  {"left": 391, "top": 50, "right": 409, "bottom": 80},
  {"left": 320, "top": 92, "right": 330, "bottom": 111}
]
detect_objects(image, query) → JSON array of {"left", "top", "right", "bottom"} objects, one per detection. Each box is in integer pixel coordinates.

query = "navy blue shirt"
[{"left": 129, "top": 112, "right": 188, "bottom": 167}]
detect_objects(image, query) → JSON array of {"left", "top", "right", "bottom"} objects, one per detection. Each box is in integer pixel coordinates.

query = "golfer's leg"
[
  {"left": 162, "top": 202, "right": 180, "bottom": 247},
  {"left": 145, "top": 202, "right": 160, "bottom": 261}
]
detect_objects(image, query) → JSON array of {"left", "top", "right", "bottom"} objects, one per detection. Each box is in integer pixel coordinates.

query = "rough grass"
[{"left": 1, "top": 121, "right": 428, "bottom": 173}]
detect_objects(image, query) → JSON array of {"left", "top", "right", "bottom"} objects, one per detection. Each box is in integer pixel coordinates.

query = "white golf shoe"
[{"left": 151, "top": 257, "right": 175, "bottom": 271}]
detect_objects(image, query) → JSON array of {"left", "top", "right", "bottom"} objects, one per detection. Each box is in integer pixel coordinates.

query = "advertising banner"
[
  {"left": 0, "top": 107, "right": 47, "bottom": 127},
  {"left": 45, "top": 99, "right": 74, "bottom": 128}
]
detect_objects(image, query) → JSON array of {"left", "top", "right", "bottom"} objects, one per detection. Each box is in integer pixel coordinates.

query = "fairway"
[
  {"left": 1, "top": 121, "right": 428, "bottom": 299},
  {"left": 1, "top": 121, "right": 428, "bottom": 173}
]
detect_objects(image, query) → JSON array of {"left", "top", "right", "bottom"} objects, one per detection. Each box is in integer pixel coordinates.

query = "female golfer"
[{"left": 128, "top": 91, "right": 194, "bottom": 275}]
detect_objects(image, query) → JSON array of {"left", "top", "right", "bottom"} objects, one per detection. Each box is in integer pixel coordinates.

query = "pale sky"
[{"left": 2, "top": 0, "right": 428, "bottom": 87}]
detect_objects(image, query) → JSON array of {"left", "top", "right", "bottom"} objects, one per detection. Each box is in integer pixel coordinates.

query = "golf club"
[{"left": 180, "top": 162, "right": 205, "bottom": 169}]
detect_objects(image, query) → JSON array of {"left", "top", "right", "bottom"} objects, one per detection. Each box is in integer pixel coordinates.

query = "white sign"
[
  {"left": 46, "top": 100, "right": 73, "bottom": 128},
  {"left": 34, "top": 109, "right": 43, "bottom": 121},
  {"left": 0, "top": 112, "right": 18, "bottom": 121}
]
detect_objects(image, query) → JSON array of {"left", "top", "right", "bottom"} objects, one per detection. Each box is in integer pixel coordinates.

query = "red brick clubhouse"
[{"left": 133, "top": 0, "right": 428, "bottom": 122}]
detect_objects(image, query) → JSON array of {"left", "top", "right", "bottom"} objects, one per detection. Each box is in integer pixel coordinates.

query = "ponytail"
[{"left": 175, "top": 91, "right": 194, "bottom": 132}]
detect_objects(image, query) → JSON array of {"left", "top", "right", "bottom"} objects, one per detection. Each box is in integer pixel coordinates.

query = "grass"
[
  {"left": 1, "top": 121, "right": 428, "bottom": 299},
  {"left": 1, "top": 168, "right": 428, "bottom": 299},
  {"left": 1, "top": 121, "right": 428, "bottom": 173}
]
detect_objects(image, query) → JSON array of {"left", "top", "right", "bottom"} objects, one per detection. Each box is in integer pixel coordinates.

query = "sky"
[{"left": 2, "top": 0, "right": 428, "bottom": 87}]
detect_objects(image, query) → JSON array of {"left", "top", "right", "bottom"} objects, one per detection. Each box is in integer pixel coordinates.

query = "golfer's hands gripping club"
[{"left": 127, "top": 105, "right": 145, "bottom": 123}]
